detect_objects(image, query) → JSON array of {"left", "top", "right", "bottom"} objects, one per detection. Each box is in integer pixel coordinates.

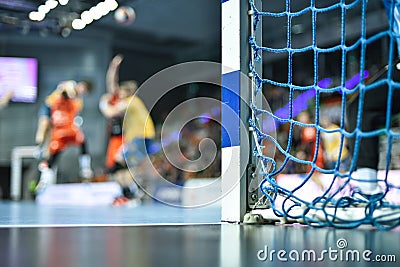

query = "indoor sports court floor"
[
  {"left": 0, "top": 201, "right": 398, "bottom": 267},
  {"left": 0, "top": 0, "right": 399, "bottom": 266}
]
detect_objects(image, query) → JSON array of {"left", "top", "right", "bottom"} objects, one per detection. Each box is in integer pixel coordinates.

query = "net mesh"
[{"left": 249, "top": 0, "right": 400, "bottom": 229}]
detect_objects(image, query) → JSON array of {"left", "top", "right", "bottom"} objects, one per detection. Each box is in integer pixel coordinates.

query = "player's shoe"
[
  {"left": 35, "top": 167, "right": 55, "bottom": 194},
  {"left": 351, "top": 190, "right": 385, "bottom": 205},
  {"left": 112, "top": 196, "right": 141, "bottom": 207},
  {"left": 358, "top": 195, "right": 400, "bottom": 227},
  {"left": 79, "top": 154, "right": 94, "bottom": 180},
  {"left": 79, "top": 167, "right": 94, "bottom": 181}
]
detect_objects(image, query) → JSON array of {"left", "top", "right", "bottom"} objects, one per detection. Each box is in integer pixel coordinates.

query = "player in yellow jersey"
[
  {"left": 100, "top": 54, "right": 155, "bottom": 206},
  {"left": 320, "top": 116, "right": 350, "bottom": 171}
]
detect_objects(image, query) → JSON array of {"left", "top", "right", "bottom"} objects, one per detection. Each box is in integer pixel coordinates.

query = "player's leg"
[
  {"left": 35, "top": 152, "right": 60, "bottom": 193},
  {"left": 347, "top": 88, "right": 388, "bottom": 197},
  {"left": 78, "top": 140, "right": 94, "bottom": 180},
  {"left": 114, "top": 169, "right": 139, "bottom": 197},
  {"left": 111, "top": 138, "right": 148, "bottom": 206},
  {"left": 60, "top": 126, "right": 94, "bottom": 180},
  {"left": 347, "top": 63, "right": 400, "bottom": 199},
  {"left": 351, "top": 1, "right": 400, "bottom": 200},
  {"left": 111, "top": 168, "right": 141, "bottom": 206},
  {"left": 105, "top": 135, "right": 123, "bottom": 172},
  {"left": 106, "top": 142, "right": 133, "bottom": 205}
]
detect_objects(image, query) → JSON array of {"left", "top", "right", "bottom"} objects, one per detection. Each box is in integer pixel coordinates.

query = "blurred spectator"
[
  {"left": 296, "top": 111, "right": 325, "bottom": 171},
  {"left": 296, "top": 110, "right": 325, "bottom": 189},
  {"left": 149, "top": 118, "right": 221, "bottom": 184},
  {"left": 320, "top": 116, "right": 350, "bottom": 171}
]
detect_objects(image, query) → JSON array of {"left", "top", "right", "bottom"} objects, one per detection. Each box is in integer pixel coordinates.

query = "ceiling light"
[
  {"left": 105, "top": 0, "right": 119, "bottom": 11},
  {"left": 97, "top": 2, "right": 110, "bottom": 16},
  {"left": 89, "top": 6, "right": 102, "bottom": 20},
  {"left": 80, "top": 11, "right": 93, "bottom": 25},
  {"left": 58, "top": 0, "right": 69, "bottom": 6},
  {"left": 38, "top": 5, "right": 51, "bottom": 14},
  {"left": 45, "top": 0, "right": 58, "bottom": 9},
  {"left": 28, "top": 11, "right": 45, "bottom": 22},
  {"left": 72, "top": 19, "right": 86, "bottom": 30}
]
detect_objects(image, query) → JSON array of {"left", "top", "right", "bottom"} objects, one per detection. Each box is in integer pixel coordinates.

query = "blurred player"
[
  {"left": 297, "top": 111, "right": 325, "bottom": 190},
  {"left": 100, "top": 54, "right": 155, "bottom": 206},
  {"left": 347, "top": 62, "right": 400, "bottom": 201},
  {"left": 320, "top": 116, "right": 350, "bottom": 171},
  {"left": 35, "top": 80, "right": 94, "bottom": 193},
  {"left": 100, "top": 54, "right": 126, "bottom": 173}
]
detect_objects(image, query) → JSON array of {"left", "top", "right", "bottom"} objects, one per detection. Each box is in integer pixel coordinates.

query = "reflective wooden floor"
[{"left": 0, "top": 201, "right": 399, "bottom": 267}]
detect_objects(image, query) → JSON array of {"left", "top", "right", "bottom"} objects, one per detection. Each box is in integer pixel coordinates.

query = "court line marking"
[{"left": 0, "top": 222, "right": 223, "bottom": 228}]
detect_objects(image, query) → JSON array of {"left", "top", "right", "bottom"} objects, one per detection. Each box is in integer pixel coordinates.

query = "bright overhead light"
[
  {"left": 80, "top": 11, "right": 93, "bottom": 25},
  {"left": 97, "top": 2, "right": 110, "bottom": 16},
  {"left": 45, "top": 0, "right": 58, "bottom": 9},
  {"left": 72, "top": 19, "right": 86, "bottom": 30},
  {"left": 31, "top": 0, "right": 115, "bottom": 34},
  {"left": 89, "top": 6, "right": 102, "bottom": 20},
  {"left": 58, "top": 0, "right": 69, "bottom": 6},
  {"left": 38, "top": 5, "right": 51, "bottom": 14},
  {"left": 29, "top": 11, "right": 45, "bottom": 21},
  {"left": 105, "top": 0, "right": 119, "bottom": 11}
]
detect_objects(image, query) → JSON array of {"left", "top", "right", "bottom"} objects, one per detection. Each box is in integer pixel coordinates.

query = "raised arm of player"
[{"left": 106, "top": 54, "right": 124, "bottom": 94}]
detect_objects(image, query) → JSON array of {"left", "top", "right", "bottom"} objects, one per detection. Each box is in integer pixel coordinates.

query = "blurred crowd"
[{"left": 147, "top": 117, "right": 221, "bottom": 185}]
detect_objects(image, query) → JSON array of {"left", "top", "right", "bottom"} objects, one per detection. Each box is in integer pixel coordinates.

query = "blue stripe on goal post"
[
  {"left": 221, "top": 70, "right": 240, "bottom": 148},
  {"left": 221, "top": 0, "right": 251, "bottom": 223}
]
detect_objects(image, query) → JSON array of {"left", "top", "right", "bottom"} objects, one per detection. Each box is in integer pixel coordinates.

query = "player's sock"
[
  {"left": 353, "top": 168, "right": 383, "bottom": 195},
  {"left": 106, "top": 162, "right": 125, "bottom": 174},
  {"left": 122, "top": 186, "right": 136, "bottom": 199},
  {"left": 79, "top": 154, "right": 94, "bottom": 179},
  {"left": 36, "top": 166, "right": 55, "bottom": 194}
]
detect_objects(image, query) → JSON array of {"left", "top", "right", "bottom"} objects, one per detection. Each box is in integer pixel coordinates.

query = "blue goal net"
[{"left": 248, "top": 0, "right": 400, "bottom": 229}]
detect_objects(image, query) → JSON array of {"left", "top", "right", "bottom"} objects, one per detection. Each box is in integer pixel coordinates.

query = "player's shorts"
[
  {"left": 49, "top": 126, "right": 85, "bottom": 155},
  {"left": 106, "top": 135, "right": 123, "bottom": 169}
]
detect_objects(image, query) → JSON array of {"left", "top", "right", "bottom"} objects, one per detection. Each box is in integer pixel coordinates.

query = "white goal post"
[{"left": 221, "top": 0, "right": 263, "bottom": 223}]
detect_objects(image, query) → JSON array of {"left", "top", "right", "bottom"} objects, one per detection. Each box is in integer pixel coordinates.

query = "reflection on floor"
[
  {"left": 0, "top": 201, "right": 399, "bottom": 267},
  {"left": 0, "top": 223, "right": 399, "bottom": 267}
]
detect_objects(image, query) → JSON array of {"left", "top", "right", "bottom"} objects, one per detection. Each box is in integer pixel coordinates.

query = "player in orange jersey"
[{"left": 35, "top": 80, "right": 94, "bottom": 193}]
